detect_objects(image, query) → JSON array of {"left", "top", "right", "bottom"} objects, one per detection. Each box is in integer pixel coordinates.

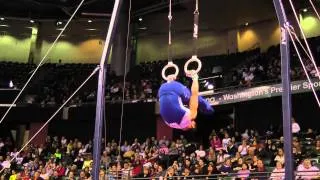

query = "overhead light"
[
  {"left": 56, "top": 28, "right": 64, "bottom": 31},
  {"left": 30, "top": 20, "right": 35, "bottom": 23},
  {"left": 207, "top": 84, "right": 214, "bottom": 90},
  {"left": 303, "top": 8, "right": 308, "bottom": 12},
  {"left": 0, "top": 25, "right": 9, "bottom": 27},
  {"left": 86, "top": 28, "right": 97, "bottom": 31},
  {"left": 139, "top": 17, "right": 143, "bottom": 21},
  {"left": 0, "top": 18, "right": 4, "bottom": 21},
  {"left": 88, "top": 19, "right": 92, "bottom": 23},
  {"left": 56, "top": 21, "right": 63, "bottom": 25},
  {"left": 245, "top": 22, "right": 249, "bottom": 26},
  {"left": 138, "top": 27, "right": 147, "bottom": 30}
]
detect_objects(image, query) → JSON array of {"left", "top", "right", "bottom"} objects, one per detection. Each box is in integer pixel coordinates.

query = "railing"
[
  {"left": 15, "top": 170, "right": 316, "bottom": 180},
  {"left": 109, "top": 170, "right": 320, "bottom": 179}
]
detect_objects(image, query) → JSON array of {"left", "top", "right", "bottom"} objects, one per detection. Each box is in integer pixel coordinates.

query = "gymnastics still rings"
[
  {"left": 184, "top": 55, "right": 202, "bottom": 75},
  {"left": 162, "top": 61, "right": 179, "bottom": 81}
]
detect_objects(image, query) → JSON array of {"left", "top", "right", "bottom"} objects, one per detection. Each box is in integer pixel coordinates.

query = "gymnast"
[{"left": 158, "top": 70, "right": 214, "bottom": 130}]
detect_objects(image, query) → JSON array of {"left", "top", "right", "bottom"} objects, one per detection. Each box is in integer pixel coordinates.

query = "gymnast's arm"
[{"left": 176, "top": 82, "right": 213, "bottom": 113}]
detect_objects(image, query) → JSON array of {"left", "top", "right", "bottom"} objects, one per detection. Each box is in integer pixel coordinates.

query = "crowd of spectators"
[
  {"left": 1, "top": 36, "right": 320, "bottom": 106},
  {"left": 1, "top": 123, "right": 320, "bottom": 179},
  {"left": 231, "top": 36, "right": 320, "bottom": 88}
]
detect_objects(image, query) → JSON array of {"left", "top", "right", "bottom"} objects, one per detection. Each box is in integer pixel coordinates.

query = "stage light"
[
  {"left": 0, "top": 17, "right": 4, "bottom": 21},
  {"left": 207, "top": 84, "right": 214, "bottom": 90},
  {"left": 9, "top": 80, "right": 14, "bottom": 88},
  {"left": 303, "top": 8, "right": 308, "bottom": 12},
  {"left": 30, "top": 20, "right": 35, "bottom": 23},
  {"left": 139, "top": 17, "right": 143, "bottom": 21},
  {"left": 245, "top": 22, "right": 249, "bottom": 26},
  {"left": 88, "top": 19, "right": 92, "bottom": 23}
]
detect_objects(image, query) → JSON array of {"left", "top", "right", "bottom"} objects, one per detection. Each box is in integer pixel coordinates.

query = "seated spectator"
[
  {"left": 9, "top": 169, "right": 19, "bottom": 180},
  {"left": 255, "top": 141, "right": 269, "bottom": 159},
  {"left": 251, "top": 159, "right": 266, "bottom": 179},
  {"left": 227, "top": 141, "right": 237, "bottom": 157},
  {"left": 136, "top": 166, "right": 151, "bottom": 178},
  {"left": 274, "top": 148, "right": 285, "bottom": 165},
  {"left": 73, "top": 156, "right": 84, "bottom": 170},
  {"left": 164, "top": 166, "right": 175, "bottom": 179},
  {"left": 158, "top": 136, "right": 169, "bottom": 147},
  {"left": 107, "top": 164, "right": 118, "bottom": 179},
  {"left": 222, "top": 133, "right": 231, "bottom": 151},
  {"left": 219, "top": 159, "right": 232, "bottom": 175},
  {"left": 292, "top": 118, "right": 300, "bottom": 134},
  {"left": 40, "top": 168, "right": 49, "bottom": 180},
  {"left": 233, "top": 158, "right": 244, "bottom": 171},
  {"left": 305, "top": 128, "right": 316, "bottom": 140},
  {"left": 206, "top": 147, "right": 216, "bottom": 163},
  {"left": 237, "top": 163, "right": 250, "bottom": 179},
  {"left": 183, "top": 158, "right": 193, "bottom": 171},
  {"left": 33, "top": 171, "right": 42, "bottom": 180},
  {"left": 205, "top": 162, "right": 218, "bottom": 178},
  {"left": 296, "top": 159, "right": 320, "bottom": 180},
  {"left": 210, "top": 135, "right": 222, "bottom": 151},
  {"left": 195, "top": 145, "right": 206, "bottom": 158},
  {"left": 249, "top": 155, "right": 259, "bottom": 171},
  {"left": 121, "top": 161, "right": 133, "bottom": 179},
  {"left": 1, "top": 155, "right": 11, "bottom": 169},
  {"left": 197, "top": 158, "right": 206, "bottom": 175},
  {"left": 315, "top": 140, "right": 320, "bottom": 154},
  {"left": 181, "top": 167, "right": 192, "bottom": 179},
  {"left": 270, "top": 161, "right": 285, "bottom": 180},
  {"left": 216, "top": 149, "right": 230, "bottom": 166},
  {"left": 238, "top": 140, "right": 249, "bottom": 157},
  {"left": 241, "top": 70, "right": 254, "bottom": 87}
]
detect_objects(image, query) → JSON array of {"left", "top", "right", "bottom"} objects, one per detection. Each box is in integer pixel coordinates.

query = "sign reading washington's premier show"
[{"left": 200, "top": 79, "right": 320, "bottom": 106}]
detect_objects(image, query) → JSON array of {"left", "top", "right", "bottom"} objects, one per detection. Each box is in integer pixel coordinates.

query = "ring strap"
[
  {"left": 168, "top": 0, "right": 173, "bottom": 62},
  {"left": 192, "top": 0, "right": 199, "bottom": 56}
]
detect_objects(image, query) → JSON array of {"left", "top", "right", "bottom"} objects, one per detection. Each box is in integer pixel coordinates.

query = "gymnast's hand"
[
  {"left": 186, "top": 70, "right": 198, "bottom": 80},
  {"left": 167, "top": 74, "right": 177, "bottom": 82}
]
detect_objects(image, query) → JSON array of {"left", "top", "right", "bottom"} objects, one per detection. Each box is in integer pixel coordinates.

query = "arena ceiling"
[
  {"left": 0, "top": 0, "right": 187, "bottom": 19},
  {"left": 0, "top": 0, "right": 318, "bottom": 36},
  {"left": 0, "top": 0, "right": 315, "bottom": 20}
]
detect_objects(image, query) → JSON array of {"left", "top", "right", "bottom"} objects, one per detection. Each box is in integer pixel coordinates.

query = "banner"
[{"left": 200, "top": 79, "right": 320, "bottom": 106}]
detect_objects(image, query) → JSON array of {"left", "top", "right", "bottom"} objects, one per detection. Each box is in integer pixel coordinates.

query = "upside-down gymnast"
[{"left": 159, "top": 71, "right": 214, "bottom": 130}]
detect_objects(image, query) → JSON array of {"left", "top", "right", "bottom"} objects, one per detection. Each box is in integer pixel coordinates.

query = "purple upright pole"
[
  {"left": 273, "top": 0, "right": 294, "bottom": 179},
  {"left": 92, "top": 0, "right": 123, "bottom": 179}
]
